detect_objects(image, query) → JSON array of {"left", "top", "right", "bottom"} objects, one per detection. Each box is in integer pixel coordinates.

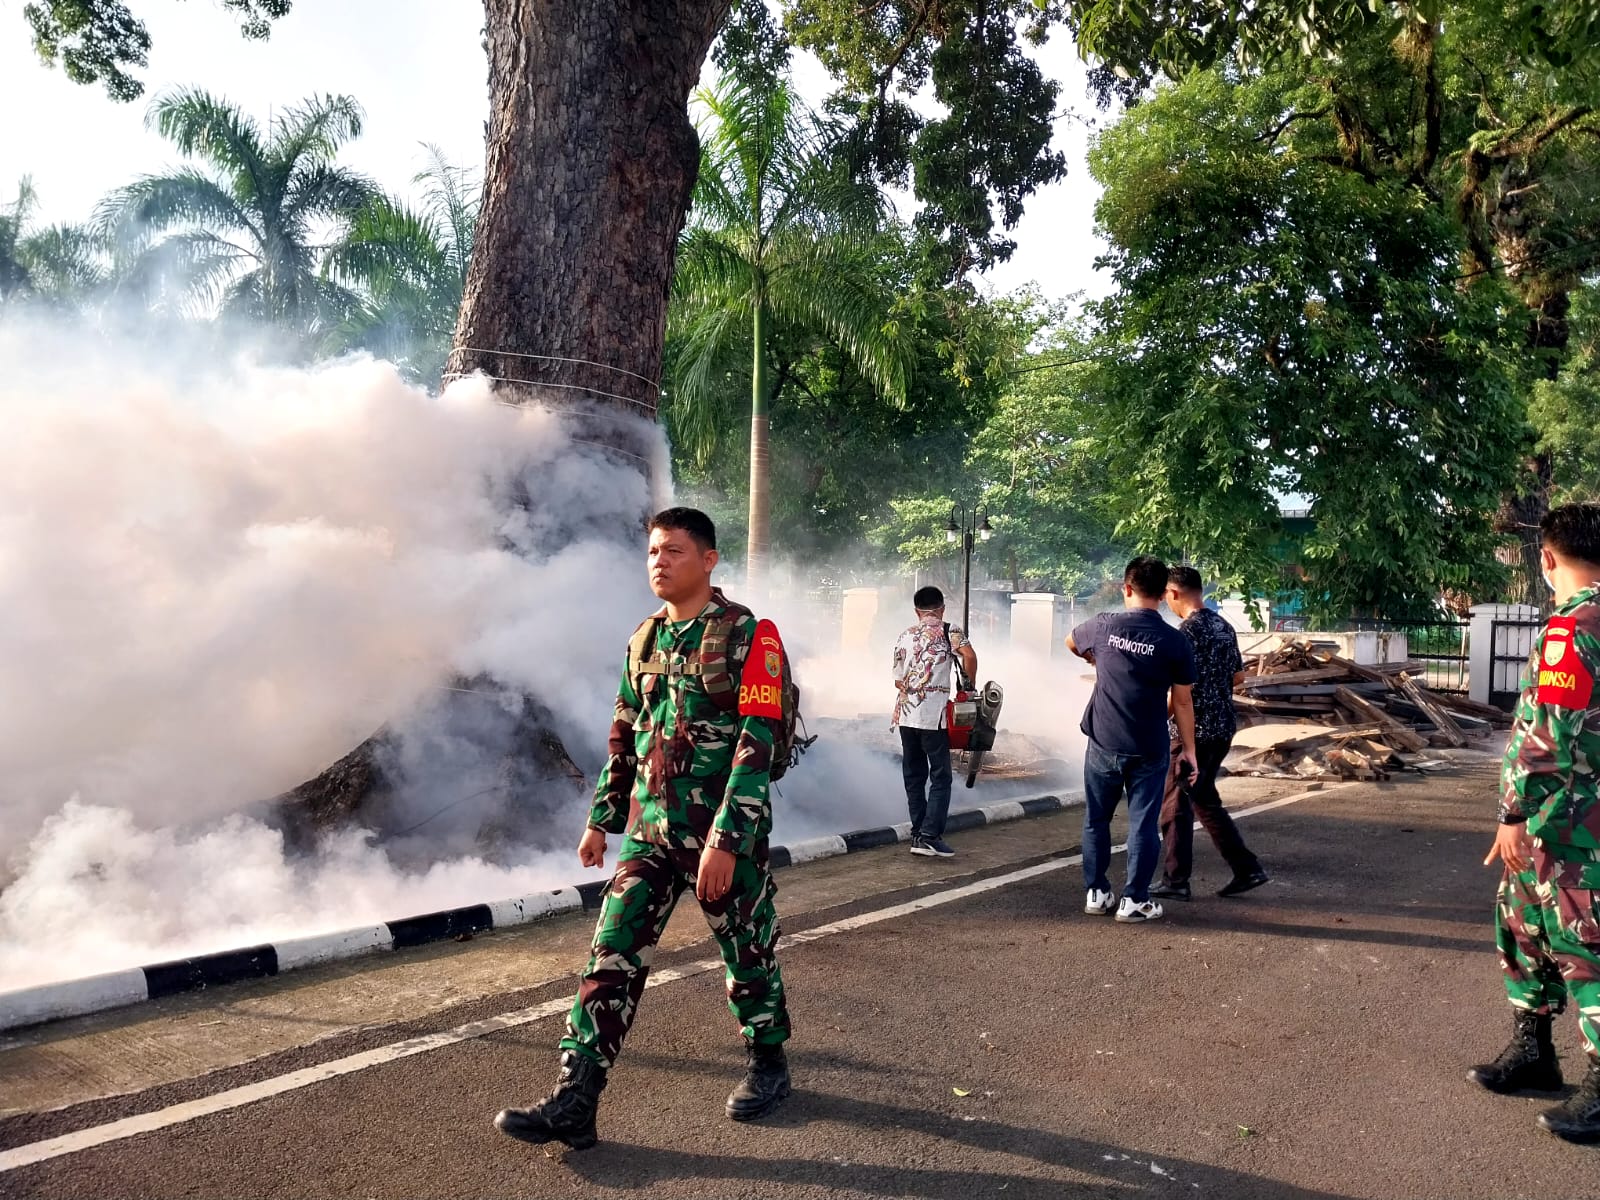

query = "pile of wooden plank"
[{"left": 1227, "top": 638, "right": 1513, "bottom": 781}]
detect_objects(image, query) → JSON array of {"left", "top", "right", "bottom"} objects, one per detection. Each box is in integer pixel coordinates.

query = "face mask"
[
  {"left": 1544, "top": 570, "right": 1558, "bottom": 595},
  {"left": 920, "top": 612, "right": 943, "bottom": 627}
]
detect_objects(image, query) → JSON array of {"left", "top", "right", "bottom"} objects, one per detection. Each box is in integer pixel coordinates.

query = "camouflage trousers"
[
  {"left": 559, "top": 835, "right": 790, "bottom": 1069},
  {"left": 1497, "top": 865, "right": 1600, "bottom": 1059}
]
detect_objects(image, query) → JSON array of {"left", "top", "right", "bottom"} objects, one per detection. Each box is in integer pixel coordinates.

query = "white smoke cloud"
[
  {"left": 0, "top": 324, "right": 1087, "bottom": 993},
  {"left": 0, "top": 326, "right": 656, "bottom": 988}
]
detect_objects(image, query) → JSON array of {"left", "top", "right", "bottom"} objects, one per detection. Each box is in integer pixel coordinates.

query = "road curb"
[{"left": 0, "top": 791, "right": 1080, "bottom": 1034}]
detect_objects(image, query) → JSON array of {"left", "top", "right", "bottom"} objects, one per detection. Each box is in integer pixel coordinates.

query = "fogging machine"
[{"left": 946, "top": 677, "right": 1004, "bottom": 788}]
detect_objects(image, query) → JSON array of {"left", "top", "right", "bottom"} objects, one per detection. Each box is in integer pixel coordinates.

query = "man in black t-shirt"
[
  {"left": 1067, "top": 556, "right": 1198, "bottom": 923},
  {"left": 1151, "top": 567, "right": 1268, "bottom": 901}
]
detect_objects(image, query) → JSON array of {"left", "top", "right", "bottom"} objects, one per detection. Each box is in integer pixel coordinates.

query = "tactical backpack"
[{"left": 626, "top": 594, "right": 812, "bottom": 781}]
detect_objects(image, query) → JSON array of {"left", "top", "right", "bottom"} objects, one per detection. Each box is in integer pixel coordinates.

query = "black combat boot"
[
  {"left": 494, "top": 1051, "right": 607, "bottom": 1150},
  {"left": 1468, "top": 1010, "right": 1563, "bottom": 1094},
  {"left": 725, "top": 1042, "right": 791, "bottom": 1121},
  {"left": 1539, "top": 1059, "right": 1600, "bottom": 1142}
]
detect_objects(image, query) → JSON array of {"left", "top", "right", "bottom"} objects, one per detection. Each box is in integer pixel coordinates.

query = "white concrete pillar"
[
  {"left": 841, "top": 587, "right": 880, "bottom": 655},
  {"left": 1468, "top": 603, "right": 1540, "bottom": 704},
  {"left": 1011, "top": 592, "right": 1064, "bottom": 657}
]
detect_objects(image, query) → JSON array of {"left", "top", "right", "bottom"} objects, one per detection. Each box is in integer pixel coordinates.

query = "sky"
[{"left": 0, "top": 1, "right": 1112, "bottom": 304}]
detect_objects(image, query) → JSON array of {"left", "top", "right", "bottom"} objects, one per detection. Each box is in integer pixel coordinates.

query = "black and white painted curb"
[{"left": 0, "top": 791, "right": 1080, "bottom": 1034}]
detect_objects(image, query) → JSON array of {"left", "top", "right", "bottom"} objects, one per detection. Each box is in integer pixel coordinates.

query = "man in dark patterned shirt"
[{"left": 1151, "top": 567, "right": 1268, "bottom": 900}]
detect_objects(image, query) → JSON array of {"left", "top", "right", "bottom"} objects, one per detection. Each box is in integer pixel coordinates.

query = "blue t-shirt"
[{"left": 1072, "top": 609, "right": 1198, "bottom": 757}]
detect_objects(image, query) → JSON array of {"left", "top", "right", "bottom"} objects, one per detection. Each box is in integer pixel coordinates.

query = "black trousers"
[
  {"left": 1160, "top": 735, "right": 1260, "bottom": 885},
  {"left": 899, "top": 725, "right": 953, "bottom": 839}
]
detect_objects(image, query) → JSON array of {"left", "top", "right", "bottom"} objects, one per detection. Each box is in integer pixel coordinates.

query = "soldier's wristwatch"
[{"left": 1497, "top": 811, "right": 1528, "bottom": 825}]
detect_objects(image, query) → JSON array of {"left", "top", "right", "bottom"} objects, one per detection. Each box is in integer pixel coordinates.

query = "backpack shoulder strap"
[
  {"left": 628, "top": 614, "right": 667, "bottom": 681},
  {"left": 696, "top": 606, "right": 749, "bottom": 709}
]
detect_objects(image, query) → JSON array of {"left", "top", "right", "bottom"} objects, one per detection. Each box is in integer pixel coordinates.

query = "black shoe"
[
  {"left": 1540, "top": 1060, "right": 1600, "bottom": 1142},
  {"left": 908, "top": 836, "right": 938, "bottom": 857},
  {"left": 1218, "top": 868, "right": 1269, "bottom": 897},
  {"left": 726, "top": 1043, "right": 791, "bottom": 1122},
  {"left": 1150, "top": 880, "right": 1190, "bottom": 900},
  {"left": 1468, "top": 1010, "right": 1563, "bottom": 1095},
  {"left": 495, "top": 1051, "right": 608, "bottom": 1150},
  {"left": 923, "top": 837, "right": 956, "bottom": 858}
]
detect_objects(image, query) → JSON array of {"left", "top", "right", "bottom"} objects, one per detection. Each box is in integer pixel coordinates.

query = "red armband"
[
  {"left": 738, "top": 619, "right": 785, "bottom": 719},
  {"left": 1537, "top": 617, "right": 1594, "bottom": 709}
]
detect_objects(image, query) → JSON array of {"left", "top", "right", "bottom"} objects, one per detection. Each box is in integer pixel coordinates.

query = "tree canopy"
[
  {"left": 1082, "top": 68, "right": 1524, "bottom": 619},
  {"left": 23, "top": 0, "right": 291, "bottom": 101},
  {"left": 97, "top": 89, "right": 375, "bottom": 344}
]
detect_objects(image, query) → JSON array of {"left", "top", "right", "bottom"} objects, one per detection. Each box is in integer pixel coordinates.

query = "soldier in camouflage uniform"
[
  {"left": 495, "top": 507, "right": 792, "bottom": 1151},
  {"left": 1472, "top": 503, "right": 1600, "bottom": 1143}
]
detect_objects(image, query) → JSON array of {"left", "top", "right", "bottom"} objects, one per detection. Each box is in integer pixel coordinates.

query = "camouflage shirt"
[
  {"left": 1500, "top": 584, "right": 1600, "bottom": 886},
  {"left": 587, "top": 595, "right": 776, "bottom": 857}
]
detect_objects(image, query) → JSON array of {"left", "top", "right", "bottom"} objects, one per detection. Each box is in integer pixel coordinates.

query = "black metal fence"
[{"left": 1348, "top": 618, "right": 1470, "bottom": 696}]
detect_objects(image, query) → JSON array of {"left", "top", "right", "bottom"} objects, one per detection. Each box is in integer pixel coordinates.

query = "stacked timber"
[{"left": 1227, "top": 638, "right": 1512, "bottom": 781}]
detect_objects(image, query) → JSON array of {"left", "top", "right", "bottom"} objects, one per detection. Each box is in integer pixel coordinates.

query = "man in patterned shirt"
[
  {"left": 892, "top": 585, "right": 978, "bottom": 858},
  {"left": 1472, "top": 503, "right": 1600, "bottom": 1143},
  {"left": 1151, "top": 566, "right": 1268, "bottom": 901},
  {"left": 494, "top": 508, "right": 791, "bottom": 1150}
]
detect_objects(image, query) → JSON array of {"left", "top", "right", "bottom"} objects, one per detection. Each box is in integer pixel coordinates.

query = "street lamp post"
[{"left": 944, "top": 505, "right": 993, "bottom": 632}]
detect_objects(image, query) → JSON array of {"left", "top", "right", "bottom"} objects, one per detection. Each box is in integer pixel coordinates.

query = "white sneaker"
[
  {"left": 1115, "top": 896, "right": 1164, "bottom": 923},
  {"left": 1084, "top": 888, "right": 1117, "bottom": 915}
]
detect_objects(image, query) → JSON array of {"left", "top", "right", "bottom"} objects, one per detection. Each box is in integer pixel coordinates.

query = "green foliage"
[
  {"left": 23, "top": 0, "right": 290, "bottom": 101},
  {"left": 712, "top": 0, "right": 791, "bottom": 96},
  {"left": 671, "top": 230, "right": 1015, "bottom": 564},
  {"left": 964, "top": 353, "right": 1125, "bottom": 593},
  {"left": 0, "top": 177, "right": 107, "bottom": 312},
  {"left": 1057, "top": 0, "right": 1600, "bottom": 87},
  {"left": 1084, "top": 70, "right": 1522, "bottom": 621},
  {"left": 96, "top": 89, "right": 375, "bottom": 346},
  {"left": 667, "top": 73, "right": 919, "bottom": 564},
  {"left": 1531, "top": 285, "right": 1600, "bottom": 504},
  {"left": 323, "top": 146, "right": 478, "bottom": 384},
  {"left": 782, "top": 0, "right": 1065, "bottom": 276}
]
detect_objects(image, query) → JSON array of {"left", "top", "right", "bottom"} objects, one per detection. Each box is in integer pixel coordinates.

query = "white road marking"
[{"left": 0, "top": 782, "right": 1351, "bottom": 1174}]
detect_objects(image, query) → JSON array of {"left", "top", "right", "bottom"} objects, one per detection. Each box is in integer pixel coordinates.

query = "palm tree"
[
  {"left": 1, "top": 178, "right": 107, "bottom": 312},
  {"left": 670, "top": 77, "right": 913, "bottom": 584},
  {"left": 97, "top": 89, "right": 375, "bottom": 344},
  {"left": 322, "top": 145, "right": 479, "bottom": 385}
]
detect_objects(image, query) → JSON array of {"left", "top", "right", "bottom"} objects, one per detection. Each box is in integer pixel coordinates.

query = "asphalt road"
[{"left": 4, "top": 762, "right": 1597, "bottom": 1199}]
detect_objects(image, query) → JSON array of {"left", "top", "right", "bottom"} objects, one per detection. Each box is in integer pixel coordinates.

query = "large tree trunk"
[
  {"left": 280, "top": 0, "right": 731, "bottom": 841},
  {"left": 450, "top": 0, "right": 731, "bottom": 467}
]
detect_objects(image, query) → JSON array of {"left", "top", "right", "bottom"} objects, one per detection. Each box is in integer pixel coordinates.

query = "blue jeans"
[
  {"left": 1082, "top": 739, "right": 1171, "bottom": 903},
  {"left": 899, "top": 725, "right": 953, "bottom": 838}
]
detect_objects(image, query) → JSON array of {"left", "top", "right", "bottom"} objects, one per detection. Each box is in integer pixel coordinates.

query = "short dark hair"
[
  {"left": 648, "top": 506, "right": 716, "bottom": 551},
  {"left": 1124, "top": 555, "right": 1169, "bottom": 599},
  {"left": 914, "top": 585, "right": 945, "bottom": 610},
  {"left": 1168, "top": 565, "right": 1203, "bottom": 595},
  {"left": 1542, "top": 504, "right": 1600, "bottom": 566}
]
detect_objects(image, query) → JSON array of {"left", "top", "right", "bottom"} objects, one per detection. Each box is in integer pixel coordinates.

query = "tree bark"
[{"left": 450, "top": 0, "right": 731, "bottom": 472}]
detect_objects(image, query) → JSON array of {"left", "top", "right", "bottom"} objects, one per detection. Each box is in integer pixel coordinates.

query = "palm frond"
[
  {"left": 270, "top": 93, "right": 365, "bottom": 170},
  {"left": 146, "top": 88, "right": 268, "bottom": 205},
  {"left": 117, "top": 230, "right": 255, "bottom": 314},
  {"left": 18, "top": 224, "right": 109, "bottom": 297},
  {"left": 666, "top": 298, "right": 750, "bottom": 465},
  {"left": 96, "top": 170, "right": 259, "bottom": 248},
  {"left": 285, "top": 163, "right": 377, "bottom": 226},
  {"left": 672, "top": 226, "right": 758, "bottom": 303},
  {"left": 414, "top": 143, "right": 479, "bottom": 284},
  {"left": 324, "top": 195, "right": 447, "bottom": 286},
  {"left": 767, "top": 247, "right": 913, "bottom": 403}
]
